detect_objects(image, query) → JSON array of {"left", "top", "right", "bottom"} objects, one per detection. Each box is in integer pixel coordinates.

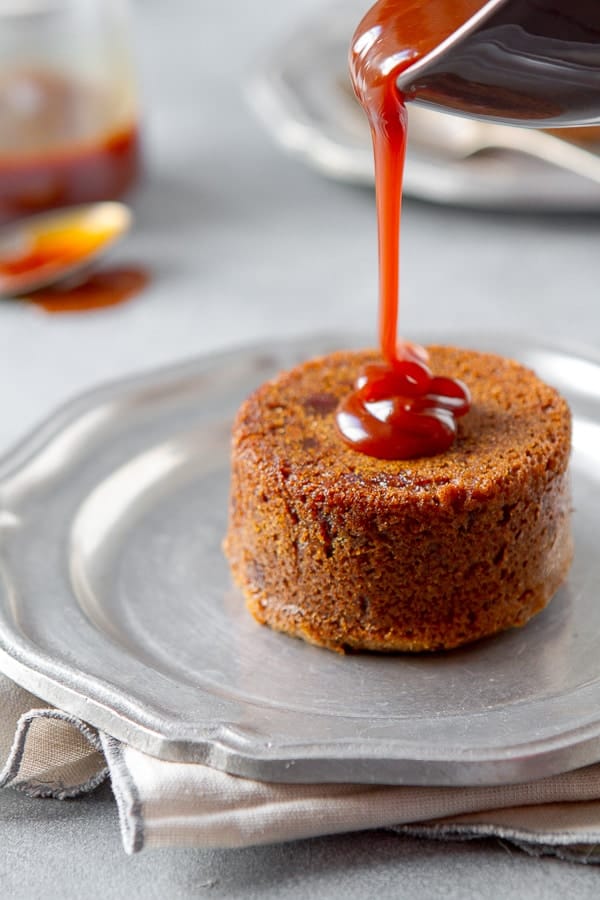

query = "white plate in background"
[{"left": 247, "top": 5, "right": 600, "bottom": 211}]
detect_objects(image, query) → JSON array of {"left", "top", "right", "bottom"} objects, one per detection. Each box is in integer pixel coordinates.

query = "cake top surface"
[{"left": 232, "top": 346, "right": 571, "bottom": 509}]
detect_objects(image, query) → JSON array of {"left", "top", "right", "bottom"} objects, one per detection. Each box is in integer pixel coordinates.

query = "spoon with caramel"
[{"left": 0, "top": 202, "right": 132, "bottom": 300}]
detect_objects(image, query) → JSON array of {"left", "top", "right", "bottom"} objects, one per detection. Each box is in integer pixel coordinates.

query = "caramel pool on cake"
[{"left": 224, "top": 346, "right": 572, "bottom": 653}]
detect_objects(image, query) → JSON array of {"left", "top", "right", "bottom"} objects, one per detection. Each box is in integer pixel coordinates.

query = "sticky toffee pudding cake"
[
  {"left": 225, "top": 0, "right": 573, "bottom": 653},
  {"left": 224, "top": 346, "right": 572, "bottom": 653}
]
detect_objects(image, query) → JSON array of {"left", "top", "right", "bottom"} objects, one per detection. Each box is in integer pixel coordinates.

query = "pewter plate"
[
  {"left": 247, "top": 3, "right": 600, "bottom": 211},
  {"left": 1, "top": 333, "right": 600, "bottom": 786}
]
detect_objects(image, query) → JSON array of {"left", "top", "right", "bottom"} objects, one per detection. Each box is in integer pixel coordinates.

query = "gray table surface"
[{"left": 2, "top": 0, "right": 600, "bottom": 896}]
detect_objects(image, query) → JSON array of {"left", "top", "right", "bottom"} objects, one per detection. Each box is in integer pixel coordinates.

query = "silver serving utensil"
[
  {"left": 396, "top": 0, "right": 600, "bottom": 129},
  {"left": 408, "top": 106, "right": 600, "bottom": 185},
  {"left": 0, "top": 202, "right": 132, "bottom": 299}
]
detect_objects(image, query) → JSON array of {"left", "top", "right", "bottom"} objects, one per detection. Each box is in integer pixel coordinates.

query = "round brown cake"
[{"left": 224, "top": 346, "right": 573, "bottom": 653}]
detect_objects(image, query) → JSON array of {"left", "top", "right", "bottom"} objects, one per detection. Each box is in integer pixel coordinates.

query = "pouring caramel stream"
[{"left": 336, "top": 1, "right": 481, "bottom": 459}]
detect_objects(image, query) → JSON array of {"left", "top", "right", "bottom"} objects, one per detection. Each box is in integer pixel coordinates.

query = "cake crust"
[{"left": 224, "top": 346, "right": 572, "bottom": 652}]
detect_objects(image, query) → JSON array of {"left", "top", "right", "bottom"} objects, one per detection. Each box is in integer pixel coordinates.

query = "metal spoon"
[
  {"left": 0, "top": 202, "right": 132, "bottom": 299},
  {"left": 408, "top": 106, "right": 600, "bottom": 185}
]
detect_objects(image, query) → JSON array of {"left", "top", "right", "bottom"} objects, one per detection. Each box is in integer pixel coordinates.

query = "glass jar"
[{"left": 0, "top": 0, "right": 141, "bottom": 222}]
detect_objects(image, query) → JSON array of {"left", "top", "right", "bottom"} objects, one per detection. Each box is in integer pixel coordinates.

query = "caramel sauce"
[
  {"left": 336, "top": 0, "right": 480, "bottom": 459},
  {"left": 26, "top": 266, "right": 149, "bottom": 314},
  {"left": 336, "top": 352, "right": 470, "bottom": 460},
  {"left": 0, "top": 70, "right": 140, "bottom": 222},
  {"left": 0, "top": 207, "right": 148, "bottom": 313},
  {"left": 0, "top": 126, "right": 139, "bottom": 222}
]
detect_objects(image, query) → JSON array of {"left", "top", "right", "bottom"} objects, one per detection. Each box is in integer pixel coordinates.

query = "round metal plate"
[{"left": 0, "top": 333, "right": 600, "bottom": 785}]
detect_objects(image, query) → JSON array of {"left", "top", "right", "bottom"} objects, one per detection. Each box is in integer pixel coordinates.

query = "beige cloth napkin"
[{"left": 1, "top": 673, "right": 600, "bottom": 861}]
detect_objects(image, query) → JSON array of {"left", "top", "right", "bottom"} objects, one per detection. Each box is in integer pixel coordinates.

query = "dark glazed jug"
[{"left": 396, "top": 0, "right": 600, "bottom": 128}]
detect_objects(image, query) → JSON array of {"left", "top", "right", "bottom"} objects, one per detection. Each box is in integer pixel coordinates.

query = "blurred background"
[{"left": 1, "top": 0, "right": 599, "bottom": 451}]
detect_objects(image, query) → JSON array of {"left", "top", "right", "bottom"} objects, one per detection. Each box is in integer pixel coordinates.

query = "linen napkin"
[{"left": 1, "top": 673, "right": 600, "bottom": 862}]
